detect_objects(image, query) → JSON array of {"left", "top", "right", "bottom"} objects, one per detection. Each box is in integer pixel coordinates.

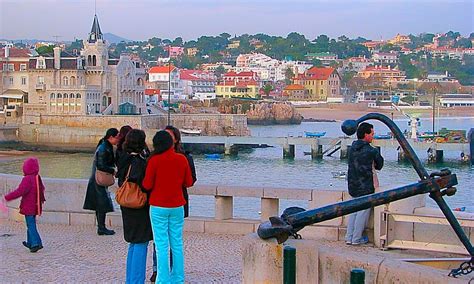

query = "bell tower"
[{"left": 83, "top": 14, "right": 108, "bottom": 68}]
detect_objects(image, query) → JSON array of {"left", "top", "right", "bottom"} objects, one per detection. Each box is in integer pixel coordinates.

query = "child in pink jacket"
[{"left": 3, "top": 158, "right": 45, "bottom": 252}]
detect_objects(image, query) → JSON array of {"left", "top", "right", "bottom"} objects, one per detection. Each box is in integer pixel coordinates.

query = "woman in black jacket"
[
  {"left": 83, "top": 128, "right": 120, "bottom": 235},
  {"left": 116, "top": 129, "right": 153, "bottom": 284}
]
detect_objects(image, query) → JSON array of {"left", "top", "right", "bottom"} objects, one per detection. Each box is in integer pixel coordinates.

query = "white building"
[
  {"left": 148, "top": 65, "right": 183, "bottom": 100},
  {"left": 372, "top": 52, "right": 398, "bottom": 65},
  {"left": 439, "top": 94, "right": 474, "bottom": 107}
]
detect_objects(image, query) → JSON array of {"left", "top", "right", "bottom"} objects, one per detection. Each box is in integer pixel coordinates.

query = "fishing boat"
[
  {"left": 304, "top": 131, "right": 326, "bottom": 138},
  {"left": 180, "top": 128, "right": 202, "bottom": 136},
  {"left": 331, "top": 171, "right": 347, "bottom": 179},
  {"left": 204, "top": 153, "right": 222, "bottom": 159},
  {"left": 374, "top": 134, "right": 392, "bottom": 140}
]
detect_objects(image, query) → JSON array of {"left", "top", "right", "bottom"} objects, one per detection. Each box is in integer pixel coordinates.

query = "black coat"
[
  {"left": 347, "top": 140, "right": 384, "bottom": 197},
  {"left": 83, "top": 140, "right": 115, "bottom": 213},
  {"left": 183, "top": 152, "right": 197, "bottom": 218},
  {"left": 116, "top": 152, "right": 153, "bottom": 244}
]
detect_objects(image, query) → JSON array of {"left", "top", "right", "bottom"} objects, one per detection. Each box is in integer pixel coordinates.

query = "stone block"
[
  {"left": 261, "top": 197, "right": 279, "bottom": 222},
  {"left": 4, "top": 174, "right": 22, "bottom": 193},
  {"left": 41, "top": 178, "right": 85, "bottom": 212},
  {"left": 184, "top": 217, "right": 206, "bottom": 233},
  {"left": 377, "top": 258, "right": 464, "bottom": 284},
  {"left": 215, "top": 195, "right": 233, "bottom": 220},
  {"left": 310, "top": 190, "right": 344, "bottom": 226},
  {"left": 414, "top": 222, "right": 469, "bottom": 247},
  {"left": 204, "top": 219, "right": 256, "bottom": 235},
  {"left": 70, "top": 212, "right": 96, "bottom": 226},
  {"left": 285, "top": 239, "right": 319, "bottom": 284},
  {"left": 190, "top": 184, "right": 217, "bottom": 196},
  {"left": 298, "top": 225, "right": 339, "bottom": 241},
  {"left": 37, "top": 211, "right": 70, "bottom": 225},
  {"left": 107, "top": 213, "right": 123, "bottom": 227},
  {"left": 242, "top": 234, "right": 283, "bottom": 284},
  {"left": 263, "top": 187, "right": 312, "bottom": 200},
  {"left": 8, "top": 207, "right": 23, "bottom": 222},
  {"left": 217, "top": 185, "right": 263, "bottom": 198},
  {"left": 318, "top": 246, "right": 381, "bottom": 283}
]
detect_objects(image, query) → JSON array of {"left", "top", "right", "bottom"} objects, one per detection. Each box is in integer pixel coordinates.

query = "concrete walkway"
[{"left": 0, "top": 219, "right": 243, "bottom": 283}]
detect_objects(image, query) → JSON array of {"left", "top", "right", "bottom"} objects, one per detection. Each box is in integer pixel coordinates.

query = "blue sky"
[{"left": 0, "top": 0, "right": 472, "bottom": 41}]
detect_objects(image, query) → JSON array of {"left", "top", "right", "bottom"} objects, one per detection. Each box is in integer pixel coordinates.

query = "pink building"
[{"left": 165, "top": 46, "right": 184, "bottom": 58}]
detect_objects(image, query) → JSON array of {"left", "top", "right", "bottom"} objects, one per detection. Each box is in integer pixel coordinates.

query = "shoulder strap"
[
  {"left": 125, "top": 164, "right": 132, "bottom": 181},
  {"left": 36, "top": 175, "right": 41, "bottom": 216}
]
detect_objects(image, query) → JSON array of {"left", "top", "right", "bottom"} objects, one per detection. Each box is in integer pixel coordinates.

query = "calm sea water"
[{"left": 0, "top": 117, "right": 472, "bottom": 217}]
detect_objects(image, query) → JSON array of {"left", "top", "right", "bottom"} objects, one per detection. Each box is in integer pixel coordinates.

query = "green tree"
[
  {"left": 313, "top": 35, "right": 330, "bottom": 52},
  {"left": 214, "top": 65, "right": 226, "bottom": 79},
  {"left": 284, "top": 67, "right": 295, "bottom": 85},
  {"left": 454, "top": 38, "right": 472, "bottom": 48},
  {"left": 380, "top": 44, "right": 401, "bottom": 52},
  {"left": 172, "top": 37, "right": 183, "bottom": 46},
  {"left": 261, "top": 84, "right": 274, "bottom": 97}
]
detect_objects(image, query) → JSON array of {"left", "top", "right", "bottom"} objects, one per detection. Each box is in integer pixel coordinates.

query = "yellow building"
[
  {"left": 215, "top": 80, "right": 259, "bottom": 99},
  {"left": 186, "top": 47, "right": 198, "bottom": 57},
  {"left": 293, "top": 67, "right": 341, "bottom": 102},
  {"left": 388, "top": 34, "right": 411, "bottom": 46},
  {"left": 226, "top": 40, "right": 240, "bottom": 49}
]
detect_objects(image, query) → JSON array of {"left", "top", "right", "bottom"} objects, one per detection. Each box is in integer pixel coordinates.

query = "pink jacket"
[{"left": 4, "top": 158, "right": 46, "bottom": 215}]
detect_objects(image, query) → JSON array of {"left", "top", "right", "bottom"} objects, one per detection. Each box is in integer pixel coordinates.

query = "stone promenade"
[{"left": 0, "top": 219, "right": 242, "bottom": 283}]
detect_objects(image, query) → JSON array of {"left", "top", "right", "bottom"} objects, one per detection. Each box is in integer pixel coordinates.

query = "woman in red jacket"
[
  {"left": 143, "top": 130, "right": 193, "bottom": 283},
  {"left": 2, "top": 157, "right": 45, "bottom": 253}
]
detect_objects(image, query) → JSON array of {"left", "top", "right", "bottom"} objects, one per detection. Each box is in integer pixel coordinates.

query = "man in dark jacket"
[{"left": 345, "top": 122, "right": 384, "bottom": 245}]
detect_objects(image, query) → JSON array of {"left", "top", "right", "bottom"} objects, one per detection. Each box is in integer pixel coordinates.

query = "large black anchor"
[{"left": 257, "top": 113, "right": 473, "bottom": 277}]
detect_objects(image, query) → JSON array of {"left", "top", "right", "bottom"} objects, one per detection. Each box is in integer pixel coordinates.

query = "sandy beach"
[{"left": 296, "top": 105, "right": 474, "bottom": 121}]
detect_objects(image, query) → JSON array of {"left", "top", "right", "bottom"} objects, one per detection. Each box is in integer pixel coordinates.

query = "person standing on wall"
[
  {"left": 143, "top": 131, "right": 193, "bottom": 283},
  {"left": 83, "top": 128, "right": 120, "bottom": 236},
  {"left": 116, "top": 129, "right": 153, "bottom": 284},
  {"left": 150, "top": 126, "right": 197, "bottom": 282},
  {"left": 345, "top": 122, "right": 384, "bottom": 245}
]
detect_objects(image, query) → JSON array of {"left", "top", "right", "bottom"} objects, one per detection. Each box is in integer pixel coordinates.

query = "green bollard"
[
  {"left": 350, "top": 268, "right": 365, "bottom": 284},
  {"left": 283, "top": 246, "right": 296, "bottom": 284}
]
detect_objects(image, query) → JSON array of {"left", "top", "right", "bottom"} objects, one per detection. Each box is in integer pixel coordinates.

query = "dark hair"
[
  {"left": 356, "top": 122, "right": 373, "bottom": 139},
  {"left": 96, "top": 128, "right": 119, "bottom": 148},
  {"left": 117, "top": 125, "right": 132, "bottom": 150},
  {"left": 165, "top": 125, "right": 184, "bottom": 154},
  {"left": 123, "top": 129, "right": 146, "bottom": 154},
  {"left": 151, "top": 130, "right": 173, "bottom": 156}
]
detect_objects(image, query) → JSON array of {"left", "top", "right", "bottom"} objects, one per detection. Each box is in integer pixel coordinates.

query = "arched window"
[
  {"left": 136, "top": 78, "right": 143, "bottom": 86},
  {"left": 102, "top": 96, "right": 108, "bottom": 107},
  {"left": 92, "top": 55, "right": 97, "bottom": 66},
  {"left": 70, "top": 76, "right": 76, "bottom": 86},
  {"left": 50, "top": 93, "right": 55, "bottom": 100},
  {"left": 63, "top": 76, "right": 69, "bottom": 86},
  {"left": 64, "top": 93, "right": 69, "bottom": 99},
  {"left": 76, "top": 93, "right": 81, "bottom": 99},
  {"left": 70, "top": 93, "right": 75, "bottom": 99},
  {"left": 88, "top": 55, "right": 92, "bottom": 66},
  {"left": 57, "top": 93, "right": 62, "bottom": 99}
]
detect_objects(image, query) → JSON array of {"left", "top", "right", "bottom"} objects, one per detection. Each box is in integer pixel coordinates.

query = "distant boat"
[
  {"left": 180, "top": 128, "right": 202, "bottom": 135},
  {"left": 374, "top": 134, "right": 392, "bottom": 140},
  {"left": 331, "top": 171, "right": 347, "bottom": 179},
  {"left": 304, "top": 131, "right": 326, "bottom": 138},
  {"left": 204, "top": 154, "right": 222, "bottom": 159},
  {"left": 454, "top": 207, "right": 466, "bottom": 212}
]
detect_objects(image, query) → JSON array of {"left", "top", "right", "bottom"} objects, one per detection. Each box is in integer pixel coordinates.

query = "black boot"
[{"left": 96, "top": 212, "right": 115, "bottom": 236}]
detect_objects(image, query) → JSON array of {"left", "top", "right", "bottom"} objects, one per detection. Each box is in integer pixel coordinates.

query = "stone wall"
[{"left": 20, "top": 113, "right": 249, "bottom": 137}]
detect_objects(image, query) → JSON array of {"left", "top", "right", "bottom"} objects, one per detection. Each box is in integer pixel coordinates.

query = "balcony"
[
  {"left": 50, "top": 84, "right": 87, "bottom": 90},
  {"left": 35, "top": 83, "right": 45, "bottom": 91}
]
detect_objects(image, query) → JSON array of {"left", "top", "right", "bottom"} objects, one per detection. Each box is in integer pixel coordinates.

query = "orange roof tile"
[
  {"left": 149, "top": 65, "right": 176, "bottom": 74},
  {"left": 305, "top": 67, "right": 335, "bottom": 80}
]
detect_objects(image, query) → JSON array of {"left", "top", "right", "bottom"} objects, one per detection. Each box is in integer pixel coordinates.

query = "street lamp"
[
  {"left": 413, "top": 78, "right": 418, "bottom": 105},
  {"left": 167, "top": 61, "right": 171, "bottom": 125}
]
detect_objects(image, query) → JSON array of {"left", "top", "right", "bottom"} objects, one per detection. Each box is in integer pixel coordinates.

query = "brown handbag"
[
  {"left": 95, "top": 169, "right": 115, "bottom": 187},
  {"left": 115, "top": 165, "right": 147, "bottom": 209}
]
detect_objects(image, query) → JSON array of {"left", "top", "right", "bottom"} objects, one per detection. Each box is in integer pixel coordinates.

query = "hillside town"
[{"left": 1, "top": 14, "right": 473, "bottom": 123}]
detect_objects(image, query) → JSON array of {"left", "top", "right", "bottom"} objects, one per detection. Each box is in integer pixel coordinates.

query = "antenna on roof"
[
  {"left": 95, "top": 0, "right": 97, "bottom": 15},
  {"left": 52, "top": 35, "right": 62, "bottom": 45}
]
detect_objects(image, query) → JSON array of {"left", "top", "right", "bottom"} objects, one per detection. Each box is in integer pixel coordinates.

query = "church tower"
[{"left": 83, "top": 14, "right": 108, "bottom": 68}]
